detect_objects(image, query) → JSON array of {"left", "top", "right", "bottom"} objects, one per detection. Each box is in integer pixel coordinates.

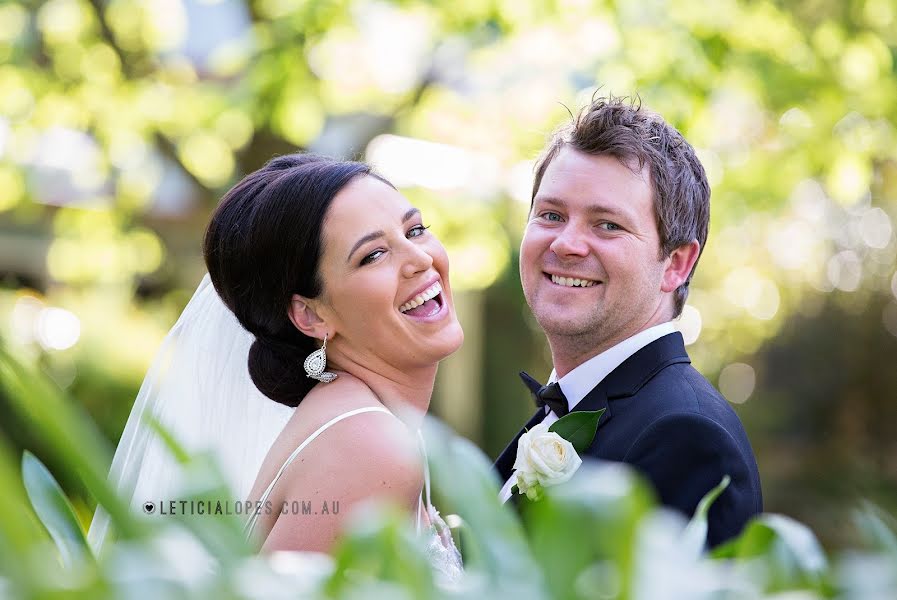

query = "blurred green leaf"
[
  {"left": 140, "top": 419, "right": 253, "bottom": 565},
  {"left": 144, "top": 413, "right": 191, "bottom": 465},
  {"left": 0, "top": 347, "right": 143, "bottom": 541},
  {"left": 715, "top": 513, "right": 831, "bottom": 593},
  {"left": 327, "top": 503, "right": 435, "bottom": 598},
  {"left": 853, "top": 501, "right": 897, "bottom": 558},
  {"left": 423, "top": 416, "right": 548, "bottom": 598},
  {"left": 681, "top": 475, "right": 730, "bottom": 555},
  {"left": 0, "top": 437, "right": 50, "bottom": 595},
  {"left": 22, "top": 450, "right": 91, "bottom": 569},
  {"left": 524, "top": 462, "right": 655, "bottom": 600}
]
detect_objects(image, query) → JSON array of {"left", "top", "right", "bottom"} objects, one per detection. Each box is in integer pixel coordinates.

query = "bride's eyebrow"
[{"left": 345, "top": 208, "right": 422, "bottom": 263}]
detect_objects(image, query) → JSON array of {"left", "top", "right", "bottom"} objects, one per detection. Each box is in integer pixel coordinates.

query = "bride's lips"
[
  {"left": 401, "top": 277, "right": 440, "bottom": 306},
  {"left": 398, "top": 277, "right": 448, "bottom": 322}
]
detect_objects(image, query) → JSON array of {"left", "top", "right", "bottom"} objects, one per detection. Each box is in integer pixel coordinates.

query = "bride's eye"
[
  {"left": 360, "top": 249, "right": 385, "bottom": 265},
  {"left": 407, "top": 224, "right": 430, "bottom": 238}
]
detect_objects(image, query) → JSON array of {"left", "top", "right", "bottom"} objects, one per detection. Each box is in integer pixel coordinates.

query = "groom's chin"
[{"left": 532, "top": 309, "right": 597, "bottom": 338}]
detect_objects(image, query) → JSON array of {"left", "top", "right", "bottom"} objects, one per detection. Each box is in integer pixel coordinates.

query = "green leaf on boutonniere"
[{"left": 549, "top": 409, "right": 605, "bottom": 453}]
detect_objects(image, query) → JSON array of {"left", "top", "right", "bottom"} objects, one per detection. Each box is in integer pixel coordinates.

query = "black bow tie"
[{"left": 519, "top": 371, "right": 569, "bottom": 417}]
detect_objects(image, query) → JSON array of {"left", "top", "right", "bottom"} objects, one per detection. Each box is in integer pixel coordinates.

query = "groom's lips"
[{"left": 543, "top": 272, "right": 602, "bottom": 286}]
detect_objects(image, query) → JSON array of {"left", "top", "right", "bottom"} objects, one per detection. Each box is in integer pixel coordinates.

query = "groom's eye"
[{"left": 541, "top": 212, "right": 562, "bottom": 222}]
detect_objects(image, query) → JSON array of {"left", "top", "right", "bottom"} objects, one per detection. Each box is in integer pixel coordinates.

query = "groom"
[{"left": 494, "top": 97, "right": 762, "bottom": 547}]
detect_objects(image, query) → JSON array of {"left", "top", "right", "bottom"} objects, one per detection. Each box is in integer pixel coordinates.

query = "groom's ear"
[
  {"left": 288, "top": 294, "right": 331, "bottom": 339},
  {"left": 660, "top": 240, "right": 701, "bottom": 293}
]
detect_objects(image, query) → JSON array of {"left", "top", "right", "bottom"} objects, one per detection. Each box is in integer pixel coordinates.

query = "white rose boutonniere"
[{"left": 512, "top": 409, "right": 605, "bottom": 501}]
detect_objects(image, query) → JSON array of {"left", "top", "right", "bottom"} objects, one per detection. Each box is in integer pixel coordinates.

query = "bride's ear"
[{"left": 288, "top": 294, "right": 331, "bottom": 339}]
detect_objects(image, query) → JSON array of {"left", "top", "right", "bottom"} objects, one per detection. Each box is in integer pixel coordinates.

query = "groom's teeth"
[
  {"left": 551, "top": 274, "right": 597, "bottom": 288},
  {"left": 399, "top": 282, "right": 443, "bottom": 313}
]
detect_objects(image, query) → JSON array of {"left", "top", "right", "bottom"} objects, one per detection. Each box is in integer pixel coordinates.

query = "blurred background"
[{"left": 0, "top": 0, "right": 895, "bottom": 551}]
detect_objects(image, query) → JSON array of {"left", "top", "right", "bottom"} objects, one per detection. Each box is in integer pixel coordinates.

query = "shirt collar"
[{"left": 547, "top": 322, "right": 678, "bottom": 412}]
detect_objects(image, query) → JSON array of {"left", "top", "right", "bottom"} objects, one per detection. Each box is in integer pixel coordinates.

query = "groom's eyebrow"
[
  {"left": 536, "top": 196, "right": 630, "bottom": 219},
  {"left": 346, "top": 208, "right": 422, "bottom": 262}
]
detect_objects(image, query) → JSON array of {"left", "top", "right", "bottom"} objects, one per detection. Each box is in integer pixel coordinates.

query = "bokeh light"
[
  {"left": 718, "top": 362, "right": 756, "bottom": 405},
  {"left": 676, "top": 304, "right": 702, "bottom": 346},
  {"left": 36, "top": 307, "right": 81, "bottom": 351}
]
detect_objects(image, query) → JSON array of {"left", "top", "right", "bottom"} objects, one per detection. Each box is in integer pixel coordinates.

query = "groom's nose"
[{"left": 548, "top": 222, "right": 590, "bottom": 258}]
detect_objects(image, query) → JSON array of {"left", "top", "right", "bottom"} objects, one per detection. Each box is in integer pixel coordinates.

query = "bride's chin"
[
  {"left": 436, "top": 322, "right": 465, "bottom": 359},
  {"left": 410, "top": 326, "right": 464, "bottom": 366}
]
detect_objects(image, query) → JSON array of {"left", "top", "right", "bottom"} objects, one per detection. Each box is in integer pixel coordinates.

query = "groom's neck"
[
  {"left": 547, "top": 320, "right": 666, "bottom": 378},
  {"left": 549, "top": 334, "right": 623, "bottom": 379}
]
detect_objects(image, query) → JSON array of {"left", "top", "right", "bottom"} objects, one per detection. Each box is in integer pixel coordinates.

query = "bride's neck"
[{"left": 328, "top": 350, "right": 437, "bottom": 428}]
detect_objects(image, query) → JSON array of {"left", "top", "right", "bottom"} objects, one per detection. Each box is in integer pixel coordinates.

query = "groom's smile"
[
  {"left": 520, "top": 147, "right": 671, "bottom": 355},
  {"left": 546, "top": 273, "right": 601, "bottom": 288}
]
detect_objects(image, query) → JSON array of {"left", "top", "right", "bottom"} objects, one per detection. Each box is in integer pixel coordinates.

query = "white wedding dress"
[
  {"left": 87, "top": 274, "right": 462, "bottom": 585},
  {"left": 243, "top": 406, "right": 463, "bottom": 585}
]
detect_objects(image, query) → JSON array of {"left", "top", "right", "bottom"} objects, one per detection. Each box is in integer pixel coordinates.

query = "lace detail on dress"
[
  {"left": 416, "top": 431, "right": 463, "bottom": 587},
  {"left": 422, "top": 503, "right": 464, "bottom": 586}
]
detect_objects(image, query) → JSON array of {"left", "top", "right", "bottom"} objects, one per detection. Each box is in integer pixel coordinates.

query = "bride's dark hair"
[{"left": 203, "top": 153, "right": 389, "bottom": 407}]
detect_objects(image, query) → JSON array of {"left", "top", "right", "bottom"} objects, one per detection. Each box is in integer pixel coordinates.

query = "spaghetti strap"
[{"left": 244, "top": 405, "right": 392, "bottom": 538}]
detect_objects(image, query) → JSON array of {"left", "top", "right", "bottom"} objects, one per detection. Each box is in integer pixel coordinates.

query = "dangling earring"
[{"left": 304, "top": 333, "right": 338, "bottom": 383}]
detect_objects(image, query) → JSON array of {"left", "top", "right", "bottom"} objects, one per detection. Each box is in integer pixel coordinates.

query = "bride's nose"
[{"left": 401, "top": 242, "right": 434, "bottom": 278}]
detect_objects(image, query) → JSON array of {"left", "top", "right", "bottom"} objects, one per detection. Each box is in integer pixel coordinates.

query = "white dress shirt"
[{"left": 499, "top": 322, "right": 677, "bottom": 503}]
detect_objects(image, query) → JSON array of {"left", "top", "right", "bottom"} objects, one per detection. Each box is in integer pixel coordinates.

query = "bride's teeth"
[{"left": 399, "top": 281, "right": 443, "bottom": 313}]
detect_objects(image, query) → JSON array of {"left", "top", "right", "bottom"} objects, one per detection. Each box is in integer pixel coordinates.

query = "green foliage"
[
  {"left": 1, "top": 0, "right": 897, "bottom": 594},
  {"left": 853, "top": 501, "right": 897, "bottom": 558},
  {"left": 21, "top": 450, "right": 91, "bottom": 570},
  {"left": 1, "top": 0, "right": 896, "bottom": 555},
  {"left": 712, "top": 513, "right": 832, "bottom": 594},
  {"left": 681, "top": 475, "right": 730, "bottom": 555},
  {"left": 2, "top": 347, "right": 897, "bottom": 598}
]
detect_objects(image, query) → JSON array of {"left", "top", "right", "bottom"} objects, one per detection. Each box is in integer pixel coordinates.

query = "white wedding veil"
[{"left": 87, "top": 274, "right": 293, "bottom": 551}]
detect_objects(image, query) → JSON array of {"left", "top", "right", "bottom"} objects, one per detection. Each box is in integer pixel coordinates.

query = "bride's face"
[{"left": 313, "top": 175, "right": 463, "bottom": 370}]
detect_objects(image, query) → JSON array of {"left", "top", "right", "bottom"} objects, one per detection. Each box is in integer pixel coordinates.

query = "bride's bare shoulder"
[
  {"left": 272, "top": 374, "right": 422, "bottom": 501},
  {"left": 279, "top": 373, "right": 417, "bottom": 456}
]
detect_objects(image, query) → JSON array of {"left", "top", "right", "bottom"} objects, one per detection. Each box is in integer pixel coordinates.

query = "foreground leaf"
[
  {"left": 423, "top": 416, "right": 548, "bottom": 598},
  {"left": 327, "top": 503, "right": 435, "bottom": 598},
  {"left": 525, "top": 461, "right": 655, "bottom": 600},
  {"left": 0, "top": 348, "right": 141, "bottom": 542},
  {"left": 681, "top": 475, "right": 730, "bottom": 556},
  {"left": 853, "top": 501, "right": 897, "bottom": 558},
  {"left": 21, "top": 451, "right": 91, "bottom": 569},
  {"left": 715, "top": 513, "right": 831, "bottom": 594}
]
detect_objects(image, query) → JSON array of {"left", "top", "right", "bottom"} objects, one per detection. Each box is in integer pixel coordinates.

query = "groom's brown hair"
[{"left": 531, "top": 95, "right": 710, "bottom": 318}]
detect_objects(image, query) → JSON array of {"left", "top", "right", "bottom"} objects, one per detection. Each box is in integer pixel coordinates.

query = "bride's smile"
[
  {"left": 398, "top": 280, "right": 446, "bottom": 320},
  {"left": 304, "top": 175, "right": 464, "bottom": 373}
]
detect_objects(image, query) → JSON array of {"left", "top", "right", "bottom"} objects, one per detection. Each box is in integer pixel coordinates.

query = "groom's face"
[{"left": 520, "top": 147, "right": 669, "bottom": 352}]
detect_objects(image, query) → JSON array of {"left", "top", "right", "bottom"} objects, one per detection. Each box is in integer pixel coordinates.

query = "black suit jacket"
[{"left": 494, "top": 332, "right": 762, "bottom": 547}]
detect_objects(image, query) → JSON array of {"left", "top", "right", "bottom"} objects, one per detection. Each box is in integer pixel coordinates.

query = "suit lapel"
[
  {"left": 559, "top": 332, "right": 692, "bottom": 432},
  {"left": 494, "top": 408, "right": 548, "bottom": 481},
  {"left": 494, "top": 333, "right": 692, "bottom": 480},
  {"left": 569, "top": 384, "right": 612, "bottom": 430}
]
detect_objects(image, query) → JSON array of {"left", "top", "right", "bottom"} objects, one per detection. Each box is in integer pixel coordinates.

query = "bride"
[{"left": 88, "top": 153, "right": 465, "bottom": 578}]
